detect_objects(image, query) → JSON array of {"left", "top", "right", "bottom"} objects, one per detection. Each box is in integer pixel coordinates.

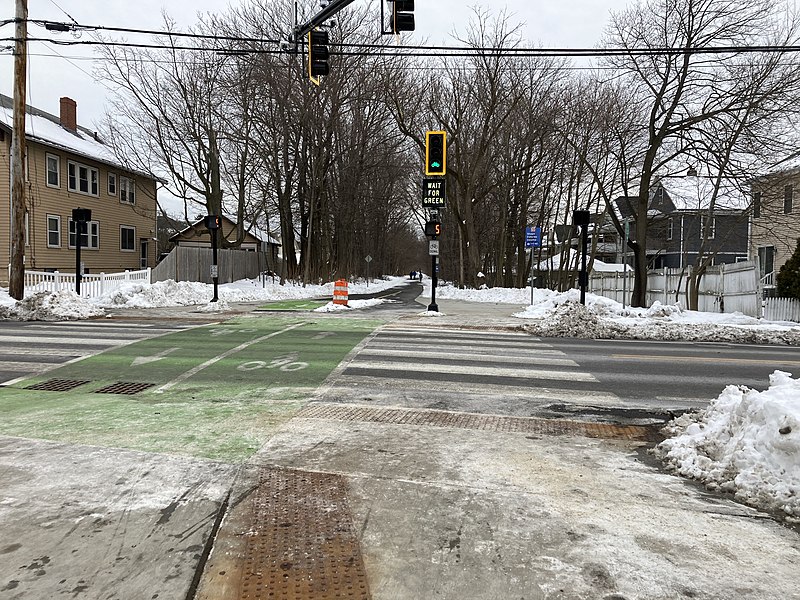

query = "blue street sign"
[{"left": 524, "top": 226, "right": 542, "bottom": 248}]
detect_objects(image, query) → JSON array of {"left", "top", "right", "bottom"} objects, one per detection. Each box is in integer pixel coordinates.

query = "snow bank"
[
  {"left": 654, "top": 371, "right": 800, "bottom": 520},
  {"left": 0, "top": 290, "right": 104, "bottom": 321},
  {"left": 0, "top": 276, "right": 407, "bottom": 320},
  {"left": 93, "top": 276, "right": 406, "bottom": 308},
  {"left": 514, "top": 290, "right": 800, "bottom": 345}
]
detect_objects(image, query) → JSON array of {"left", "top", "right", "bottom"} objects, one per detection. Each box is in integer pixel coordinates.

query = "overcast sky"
[{"left": 1, "top": 0, "right": 632, "bottom": 128}]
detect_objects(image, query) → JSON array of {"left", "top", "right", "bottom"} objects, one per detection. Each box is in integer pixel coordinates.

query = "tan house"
[
  {"left": 170, "top": 215, "right": 264, "bottom": 251},
  {"left": 0, "top": 95, "right": 158, "bottom": 285},
  {"left": 750, "top": 163, "right": 800, "bottom": 291}
]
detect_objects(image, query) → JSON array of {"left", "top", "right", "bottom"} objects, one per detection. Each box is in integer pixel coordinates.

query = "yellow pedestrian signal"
[{"left": 426, "top": 130, "right": 446, "bottom": 176}]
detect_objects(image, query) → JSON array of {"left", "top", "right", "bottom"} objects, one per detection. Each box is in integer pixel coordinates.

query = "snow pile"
[
  {"left": 424, "top": 281, "right": 534, "bottom": 304},
  {"left": 314, "top": 299, "right": 388, "bottom": 312},
  {"left": 195, "top": 299, "right": 231, "bottom": 313},
  {"left": 94, "top": 277, "right": 405, "bottom": 308},
  {"left": 513, "top": 291, "right": 800, "bottom": 345},
  {"left": 655, "top": 371, "right": 800, "bottom": 520},
  {"left": 0, "top": 290, "right": 105, "bottom": 321}
]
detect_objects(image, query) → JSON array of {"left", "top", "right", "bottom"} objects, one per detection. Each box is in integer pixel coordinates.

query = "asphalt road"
[{"left": 542, "top": 336, "right": 800, "bottom": 410}]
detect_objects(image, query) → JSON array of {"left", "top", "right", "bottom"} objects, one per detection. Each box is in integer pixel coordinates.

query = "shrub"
[{"left": 776, "top": 238, "right": 800, "bottom": 299}]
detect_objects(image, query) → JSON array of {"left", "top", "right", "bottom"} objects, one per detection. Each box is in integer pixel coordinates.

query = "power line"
[
  {"left": 17, "top": 18, "right": 800, "bottom": 59},
  {"left": 10, "top": 35, "right": 800, "bottom": 60}
]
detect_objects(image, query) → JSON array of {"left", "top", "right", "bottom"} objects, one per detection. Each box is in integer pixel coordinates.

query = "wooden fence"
[
  {"left": 151, "top": 246, "right": 272, "bottom": 284},
  {"left": 763, "top": 297, "right": 800, "bottom": 322},
  {"left": 19, "top": 268, "right": 152, "bottom": 298},
  {"left": 588, "top": 260, "right": 762, "bottom": 317}
]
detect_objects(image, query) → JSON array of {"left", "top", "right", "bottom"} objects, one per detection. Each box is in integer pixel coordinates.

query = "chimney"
[{"left": 59, "top": 97, "right": 77, "bottom": 132}]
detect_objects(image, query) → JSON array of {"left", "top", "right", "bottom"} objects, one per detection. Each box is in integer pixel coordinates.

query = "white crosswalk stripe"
[
  {"left": 324, "top": 324, "right": 620, "bottom": 408},
  {"left": 0, "top": 320, "right": 193, "bottom": 385}
]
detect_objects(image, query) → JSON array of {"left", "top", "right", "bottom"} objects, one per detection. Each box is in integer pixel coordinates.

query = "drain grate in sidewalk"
[
  {"left": 298, "top": 403, "right": 661, "bottom": 442},
  {"left": 239, "top": 467, "right": 370, "bottom": 600},
  {"left": 25, "top": 378, "right": 90, "bottom": 392},
  {"left": 94, "top": 381, "right": 155, "bottom": 395}
]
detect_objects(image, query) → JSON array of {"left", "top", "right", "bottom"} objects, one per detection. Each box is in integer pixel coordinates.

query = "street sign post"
[
  {"left": 365, "top": 254, "right": 372, "bottom": 285},
  {"left": 422, "top": 178, "right": 446, "bottom": 208},
  {"left": 524, "top": 226, "right": 542, "bottom": 249},
  {"left": 205, "top": 214, "right": 221, "bottom": 302},
  {"left": 72, "top": 208, "right": 91, "bottom": 295}
]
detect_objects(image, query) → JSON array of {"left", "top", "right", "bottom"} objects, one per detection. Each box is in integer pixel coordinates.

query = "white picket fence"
[
  {"left": 20, "top": 268, "right": 152, "bottom": 298},
  {"left": 764, "top": 297, "right": 800, "bottom": 322}
]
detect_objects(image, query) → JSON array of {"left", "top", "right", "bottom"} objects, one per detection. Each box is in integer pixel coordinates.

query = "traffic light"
[
  {"left": 308, "top": 29, "right": 329, "bottom": 85},
  {"left": 389, "top": 0, "right": 415, "bottom": 33},
  {"left": 424, "top": 220, "right": 441, "bottom": 237},
  {"left": 204, "top": 214, "right": 221, "bottom": 230},
  {"left": 425, "top": 130, "right": 446, "bottom": 176}
]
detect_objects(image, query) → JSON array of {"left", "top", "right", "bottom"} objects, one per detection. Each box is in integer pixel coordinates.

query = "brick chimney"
[{"left": 59, "top": 97, "right": 77, "bottom": 132}]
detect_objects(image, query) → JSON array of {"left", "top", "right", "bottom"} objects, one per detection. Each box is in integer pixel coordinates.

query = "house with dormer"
[
  {"left": 0, "top": 94, "right": 158, "bottom": 285},
  {"left": 613, "top": 174, "right": 749, "bottom": 269}
]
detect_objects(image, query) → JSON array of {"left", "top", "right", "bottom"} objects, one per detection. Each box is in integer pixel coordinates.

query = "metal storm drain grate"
[
  {"left": 240, "top": 467, "right": 371, "bottom": 600},
  {"left": 298, "top": 403, "right": 661, "bottom": 442},
  {"left": 25, "top": 378, "right": 90, "bottom": 392},
  {"left": 94, "top": 382, "right": 155, "bottom": 395}
]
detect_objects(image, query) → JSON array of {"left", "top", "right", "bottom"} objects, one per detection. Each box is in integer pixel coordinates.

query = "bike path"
[{"left": 0, "top": 314, "right": 380, "bottom": 462}]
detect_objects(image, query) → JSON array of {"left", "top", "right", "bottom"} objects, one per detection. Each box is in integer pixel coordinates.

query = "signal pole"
[{"left": 9, "top": 0, "right": 28, "bottom": 300}]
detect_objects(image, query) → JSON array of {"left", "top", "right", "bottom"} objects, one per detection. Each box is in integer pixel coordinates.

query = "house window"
[
  {"left": 108, "top": 173, "right": 117, "bottom": 196},
  {"left": 120, "top": 226, "right": 136, "bottom": 251},
  {"left": 120, "top": 177, "right": 135, "bottom": 204},
  {"left": 67, "top": 161, "right": 99, "bottom": 197},
  {"left": 68, "top": 219, "right": 99, "bottom": 249},
  {"left": 667, "top": 217, "right": 674, "bottom": 241},
  {"left": 47, "top": 215, "right": 61, "bottom": 248},
  {"left": 758, "top": 245, "right": 775, "bottom": 280},
  {"left": 46, "top": 153, "right": 60, "bottom": 188},
  {"left": 700, "top": 216, "right": 715, "bottom": 239},
  {"left": 752, "top": 192, "right": 761, "bottom": 219},
  {"left": 785, "top": 184, "right": 794, "bottom": 214}
]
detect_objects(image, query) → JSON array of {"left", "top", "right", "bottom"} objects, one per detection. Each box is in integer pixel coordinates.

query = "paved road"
[
  {"left": 545, "top": 337, "right": 800, "bottom": 410},
  {"left": 315, "top": 320, "right": 800, "bottom": 423},
  {"left": 0, "top": 319, "right": 199, "bottom": 385}
]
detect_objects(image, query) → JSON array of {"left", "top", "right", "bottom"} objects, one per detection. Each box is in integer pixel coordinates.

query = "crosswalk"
[
  {"left": 319, "top": 323, "right": 626, "bottom": 411},
  {"left": 0, "top": 320, "right": 195, "bottom": 385}
]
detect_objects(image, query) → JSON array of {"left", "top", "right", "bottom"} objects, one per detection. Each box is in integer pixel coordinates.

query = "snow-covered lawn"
[{"left": 2, "top": 276, "right": 798, "bottom": 521}]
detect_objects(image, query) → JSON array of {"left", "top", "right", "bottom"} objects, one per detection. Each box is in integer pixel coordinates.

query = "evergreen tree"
[{"left": 776, "top": 238, "right": 800, "bottom": 299}]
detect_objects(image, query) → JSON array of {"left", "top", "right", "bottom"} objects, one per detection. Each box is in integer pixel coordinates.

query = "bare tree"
[{"left": 603, "top": 0, "right": 800, "bottom": 306}]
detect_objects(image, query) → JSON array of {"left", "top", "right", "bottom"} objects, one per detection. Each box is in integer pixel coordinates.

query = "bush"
[{"left": 776, "top": 238, "right": 800, "bottom": 299}]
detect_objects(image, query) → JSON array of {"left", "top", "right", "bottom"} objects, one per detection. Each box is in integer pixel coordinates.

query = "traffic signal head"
[
  {"left": 426, "top": 130, "right": 446, "bottom": 176},
  {"left": 308, "top": 29, "right": 329, "bottom": 85},
  {"left": 424, "top": 220, "right": 442, "bottom": 237},
  {"left": 204, "top": 214, "right": 221, "bottom": 230},
  {"left": 390, "top": 0, "right": 415, "bottom": 33}
]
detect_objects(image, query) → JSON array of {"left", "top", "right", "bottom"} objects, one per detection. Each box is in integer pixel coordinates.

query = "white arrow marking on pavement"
[{"left": 131, "top": 347, "right": 179, "bottom": 366}]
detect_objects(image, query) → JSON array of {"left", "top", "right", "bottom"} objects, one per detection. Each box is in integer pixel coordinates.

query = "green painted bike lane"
[{"left": 0, "top": 315, "right": 380, "bottom": 462}]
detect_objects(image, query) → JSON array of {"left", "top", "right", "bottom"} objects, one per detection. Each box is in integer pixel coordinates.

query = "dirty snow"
[
  {"left": 654, "top": 370, "right": 800, "bottom": 520},
  {"left": 423, "top": 282, "right": 800, "bottom": 345},
  {"left": 314, "top": 299, "right": 389, "bottom": 312}
]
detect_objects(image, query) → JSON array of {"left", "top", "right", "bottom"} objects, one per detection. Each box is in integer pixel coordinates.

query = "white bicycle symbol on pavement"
[{"left": 237, "top": 352, "right": 308, "bottom": 372}]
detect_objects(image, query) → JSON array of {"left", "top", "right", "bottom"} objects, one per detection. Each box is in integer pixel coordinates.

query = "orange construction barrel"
[{"left": 333, "top": 279, "right": 349, "bottom": 306}]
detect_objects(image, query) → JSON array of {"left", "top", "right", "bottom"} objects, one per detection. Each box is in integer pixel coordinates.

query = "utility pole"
[{"left": 9, "top": 0, "right": 28, "bottom": 300}]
